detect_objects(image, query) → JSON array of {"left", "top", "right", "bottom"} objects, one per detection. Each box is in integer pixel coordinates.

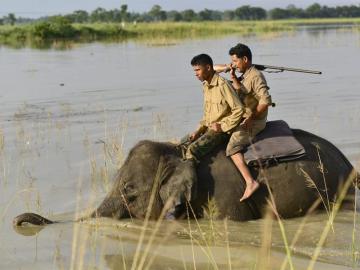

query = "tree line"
[{"left": 1, "top": 3, "right": 360, "bottom": 25}]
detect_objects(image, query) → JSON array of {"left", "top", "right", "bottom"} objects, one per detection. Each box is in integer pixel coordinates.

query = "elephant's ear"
[{"left": 159, "top": 159, "right": 197, "bottom": 209}]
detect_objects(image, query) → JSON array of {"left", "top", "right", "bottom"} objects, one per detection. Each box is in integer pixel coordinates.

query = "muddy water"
[{"left": 0, "top": 26, "right": 360, "bottom": 269}]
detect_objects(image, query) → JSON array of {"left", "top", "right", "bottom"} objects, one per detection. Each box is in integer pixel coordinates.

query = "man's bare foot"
[{"left": 240, "top": 181, "right": 260, "bottom": 202}]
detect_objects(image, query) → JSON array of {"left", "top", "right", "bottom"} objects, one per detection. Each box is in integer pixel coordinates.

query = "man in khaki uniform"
[
  {"left": 215, "top": 43, "right": 272, "bottom": 201},
  {"left": 186, "top": 54, "right": 244, "bottom": 164}
]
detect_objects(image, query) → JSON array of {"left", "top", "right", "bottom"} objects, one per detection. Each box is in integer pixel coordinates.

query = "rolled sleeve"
[{"left": 252, "top": 75, "right": 272, "bottom": 106}]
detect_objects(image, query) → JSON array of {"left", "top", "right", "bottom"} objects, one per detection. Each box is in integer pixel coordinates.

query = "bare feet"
[{"left": 240, "top": 181, "right": 260, "bottom": 202}]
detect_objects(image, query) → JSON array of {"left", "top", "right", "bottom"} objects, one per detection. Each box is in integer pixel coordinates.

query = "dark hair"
[
  {"left": 191, "top": 54, "right": 213, "bottom": 66},
  {"left": 229, "top": 43, "right": 252, "bottom": 61}
]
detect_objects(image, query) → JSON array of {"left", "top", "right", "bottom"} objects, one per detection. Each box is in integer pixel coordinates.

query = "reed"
[
  {"left": 0, "top": 128, "right": 4, "bottom": 154},
  {"left": 307, "top": 169, "right": 357, "bottom": 270}
]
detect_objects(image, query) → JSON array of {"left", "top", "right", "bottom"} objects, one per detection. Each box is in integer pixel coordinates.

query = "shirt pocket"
[{"left": 215, "top": 99, "right": 228, "bottom": 114}]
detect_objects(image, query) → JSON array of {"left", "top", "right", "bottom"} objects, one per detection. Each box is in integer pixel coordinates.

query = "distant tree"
[
  {"left": 198, "top": 9, "right": 212, "bottom": 20},
  {"left": 319, "top": 6, "right": 336, "bottom": 18},
  {"left": 67, "top": 10, "right": 89, "bottom": 23},
  {"left": 211, "top": 10, "right": 223, "bottom": 20},
  {"left": 222, "top": 10, "right": 235, "bottom": 21},
  {"left": 269, "top": 8, "right": 291, "bottom": 19},
  {"left": 235, "top": 6, "right": 251, "bottom": 20},
  {"left": 109, "top": 9, "right": 122, "bottom": 22},
  {"left": 90, "top": 7, "right": 109, "bottom": 22},
  {"left": 250, "top": 7, "right": 267, "bottom": 20},
  {"left": 13, "top": 3, "right": 360, "bottom": 26},
  {"left": 198, "top": 9, "right": 222, "bottom": 21},
  {"left": 120, "top": 4, "right": 130, "bottom": 22},
  {"left": 286, "top": 5, "right": 306, "bottom": 18},
  {"left": 149, "top": 5, "right": 167, "bottom": 21},
  {"left": 335, "top": 5, "right": 360, "bottom": 17},
  {"left": 138, "top": 13, "right": 153, "bottom": 22},
  {"left": 306, "top": 3, "right": 322, "bottom": 18},
  {"left": 128, "top": 12, "right": 141, "bottom": 22},
  {"left": 7, "top": 13, "right": 16, "bottom": 25},
  {"left": 166, "top": 10, "right": 182, "bottom": 22},
  {"left": 181, "top": 9, "right": 197, "bottom": 21},
  {"left": 234, "top": 6, "right": 266, "bottom": 20}
]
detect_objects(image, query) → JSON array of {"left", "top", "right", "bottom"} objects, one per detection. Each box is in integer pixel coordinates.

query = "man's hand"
[
  {"left": 210, "top": 122, "right": 223, "bottom": 132},
  {"left": 229, "top": 65, "right": 237, "bottom": 80},
  {"left": 189, "top": 131, "right": 200, "bottom": 142},
  {"left": 240, "top": 117, "right": 254, "bottom": 130}
]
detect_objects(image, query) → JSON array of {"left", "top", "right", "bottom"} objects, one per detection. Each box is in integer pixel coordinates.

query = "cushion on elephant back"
[{"left": 244, "top": 120, "right": 306, "bottom": 167}]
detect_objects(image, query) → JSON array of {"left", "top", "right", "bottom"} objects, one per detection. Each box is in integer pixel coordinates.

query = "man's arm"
[
  {"left": 189, "top": 124, "right": 207, "bottom": 142},
  {"left": 229, "top": 67, "right": 242, "bottom": 93},
  {"left": 240, "top": 73, "right": 272, "bottom": 129},
  {"left": 213, "top": 64, "right": 231, "bottom": 73},
  {"left": 251, "top": 74, "right": 272, "bottom": 109},
  {"left": 240, "top": 103, "right": 269, "bottom": 129},
  {"left": 218, "top": 82, "right": 245, "bottom": 132}
]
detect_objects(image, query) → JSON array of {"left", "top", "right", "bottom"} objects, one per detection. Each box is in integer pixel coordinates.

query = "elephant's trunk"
[
  {"left": 13, "top": 213, "right": 55, "bottom": 226},
  {"left": 14, "top": 193, "right": 128, "bottom": 227}
]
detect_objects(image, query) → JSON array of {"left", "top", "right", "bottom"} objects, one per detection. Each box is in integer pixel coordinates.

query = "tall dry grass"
[{"left": 4, "top": 103, "right": 360, "bottom": 270}]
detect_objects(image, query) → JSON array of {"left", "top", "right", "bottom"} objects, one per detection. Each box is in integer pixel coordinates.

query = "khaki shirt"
[
  {"left": 199, "top": 73, "right": 244, "bottom": 133},
  {"left": 238, "top": 66, "right": 272, "bottom": 120}
]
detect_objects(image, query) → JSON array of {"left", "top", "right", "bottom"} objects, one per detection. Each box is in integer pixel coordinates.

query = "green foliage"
[
  {"left": 270, "top": 3, "right": 360, "bottom": 19},
  {"left": 1, "top": 18, "right": 360, "bottom": 49},
  {"left": 7, "top": 13, "right": 16, "bottom": 25},
  {"left": 48, "top": 16, "right": 77, "bottom": 37},
  {"left": 75, "top": 23, "right": 136, "bottom": 39},
  {"left": 235, "top": 6, "right": 267, "bottom": 20},
  {"left": 65, "top": 10, "right": 89, "bottom": 23},
  {"left": 2, "top": 3, "right": 357, "bottom": 26},
  {"left": 31, "top": 17, "right": 77, "bottom": 39},
  {"left": 149, "top": 5, "right": 167, "bottom": 21},
  {"left": 120, "top": 4, "right": 129, "bottom": 22},
  {"left": 181, "top": 9, "right": 197, "bottom": 22}
]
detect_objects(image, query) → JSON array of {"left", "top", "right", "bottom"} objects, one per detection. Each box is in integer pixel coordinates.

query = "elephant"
[{"left": 13, "top": 128, "right": 359, "bottom": 226}]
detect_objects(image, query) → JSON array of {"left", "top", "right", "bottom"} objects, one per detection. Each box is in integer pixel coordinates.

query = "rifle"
[{"left": 253, "top": 64, "right": 322, "bottom": 75}]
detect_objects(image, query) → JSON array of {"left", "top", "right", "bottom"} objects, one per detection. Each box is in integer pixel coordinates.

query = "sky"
[{"left": 1, "top": 0, "right": 359, "bottom": 18}]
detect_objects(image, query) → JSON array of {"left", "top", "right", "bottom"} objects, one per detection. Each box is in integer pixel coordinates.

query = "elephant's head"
[
  {"left": 92, "top": 140, "right": 197, "bottom": 220},
  {"left": 13, "top": 140, "right": 197, "bottom": 227}
]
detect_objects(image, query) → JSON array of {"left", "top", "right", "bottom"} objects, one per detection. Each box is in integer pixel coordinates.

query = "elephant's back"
[
  {"left": 195, "top": 128, "right": 355, "bottom": 220},
  {"left": 292, "top": 128, "right": 353, "bottom": 179},
  {"left": 261, "top": 129, "right": 354, "bottom": 218}
]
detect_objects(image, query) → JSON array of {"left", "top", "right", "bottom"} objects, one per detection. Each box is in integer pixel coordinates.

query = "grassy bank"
[{"left": 0, "top": 18, "right": 359, "bottom": 48}]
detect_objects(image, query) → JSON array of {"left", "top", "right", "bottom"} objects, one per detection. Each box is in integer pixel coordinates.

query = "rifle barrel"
[{"left": 254, "top": 64, "right": 322, "bottom": 75}]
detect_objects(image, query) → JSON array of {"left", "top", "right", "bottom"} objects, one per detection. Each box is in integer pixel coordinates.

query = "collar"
[
  {"left": 204, "top": 72, "right": 219, "bottom": 87},
  {"left": 242, "top": 65, "right": 254, "bottom": 80}
]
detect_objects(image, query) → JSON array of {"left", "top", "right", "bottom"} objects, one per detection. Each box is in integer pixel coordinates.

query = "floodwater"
[{"left": 0, "top": 26, "right": 360, "bottom": 269}]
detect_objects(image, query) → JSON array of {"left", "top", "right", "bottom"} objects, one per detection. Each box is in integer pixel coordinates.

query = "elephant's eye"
[{"left": 124, "top": 182, "right": 138, "bottom": 200}]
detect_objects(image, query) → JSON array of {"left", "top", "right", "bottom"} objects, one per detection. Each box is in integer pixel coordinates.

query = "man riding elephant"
[
  {"left": 214, "top": 43, "right": 273, "bottom": 201},
  {"left": 186, "top": 52, "right": 264, "bottom": 203},
  {"left": 186, "top": 53, "right": 244, "bottom": 162},
  {"left": 188, "top": 45, "right": 273, "bottom": 202}
]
